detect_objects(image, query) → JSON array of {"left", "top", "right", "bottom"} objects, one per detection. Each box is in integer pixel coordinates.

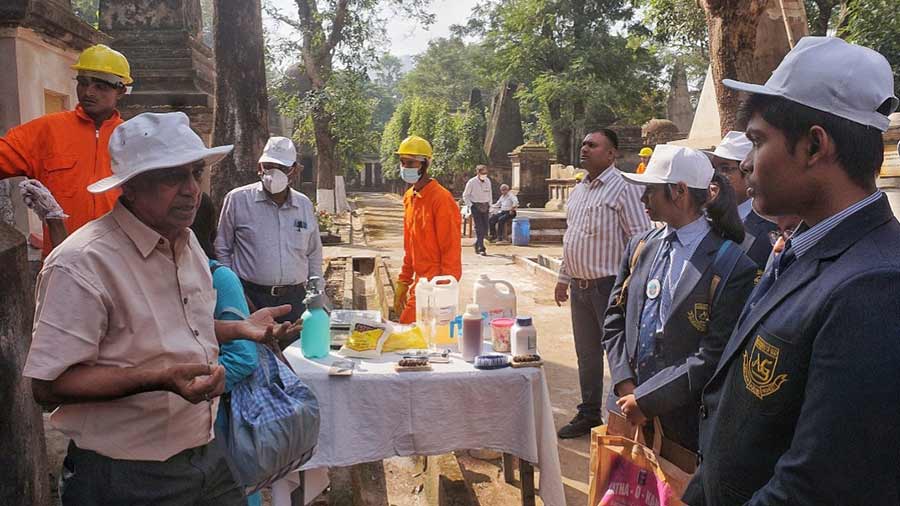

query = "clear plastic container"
[
  {"left": 461, "top": 304, "right": 483, "bottom": 362},
  {"left": 426, "top": 276, "right": 459, "bottom": 351}
]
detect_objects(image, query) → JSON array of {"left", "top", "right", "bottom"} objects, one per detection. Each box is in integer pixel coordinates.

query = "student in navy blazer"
[
  {"left": 683, "top": 37, "right": 900, "bottom": 506},
  {"left": 603, "top": 145, "right": 757, "bottom": 452},
  {"left": 708, "top": 131, "right": 777, "bottom": 270}
]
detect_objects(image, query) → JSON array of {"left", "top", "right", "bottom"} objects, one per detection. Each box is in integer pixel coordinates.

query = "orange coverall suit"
[
  {"left": 398, "top": 179, "right": 463, "bottom": 323},
  {"left": 0, "top": 105, "right": 121, "bottom": 255}
]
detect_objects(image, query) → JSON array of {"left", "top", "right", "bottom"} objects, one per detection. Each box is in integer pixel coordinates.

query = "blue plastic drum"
[{"left": 512, "top": 217, "right": 530, "bottom": 246}]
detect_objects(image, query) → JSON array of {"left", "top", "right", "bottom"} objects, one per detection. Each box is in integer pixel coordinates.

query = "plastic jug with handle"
[
  {"left": 428, "top": 275, "right": 459, "bottom": 351},
  {"left": 414, "top": 278, "right": 434, "bottom": 347},
  {"left": 473, "top": 274, "right": 517, "bottom": 329}
]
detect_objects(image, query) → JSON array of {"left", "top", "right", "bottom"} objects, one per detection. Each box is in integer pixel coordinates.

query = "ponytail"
[{"left": 702, "top": 173, "right": 745, "bottom": 243}]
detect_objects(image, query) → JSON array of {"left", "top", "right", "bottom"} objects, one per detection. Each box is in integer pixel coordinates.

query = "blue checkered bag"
[{"left": 220, "top": 344, "right": 320, "bottom": 495}]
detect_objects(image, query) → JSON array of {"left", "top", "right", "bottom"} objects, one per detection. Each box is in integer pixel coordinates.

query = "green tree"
[
  {"left": 837, "top": 0, "right": 900, "bottom": 91},
  {"left": 71, "top": 0, "right": 99, "bottom": 28},
  {"left": 398, "top": 37, "right": 494, "bottom": 107},
  {"left": 265, "top": 0, "right": 433, "bottom": 211},
  {"left": 468, "top": 0, "right": 663, "bottom": 164},
  {"left": 277, "top": 69, "right": 379, "bottom": 174}
]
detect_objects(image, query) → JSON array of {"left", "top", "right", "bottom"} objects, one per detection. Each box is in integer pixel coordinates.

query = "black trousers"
[
  {"left": 59, "top": 441, "right": 243, "bottom": 506},
  {"left": 241, "top": 281, "right": 306, "bottom": 348},
  {"left": 489, "top": 211, "right": 514, "bottom": 240},
  {"left": 569, "top": 276, "right": 616, "bottom": 420},
  {"left": 471, "top": 204, "right": 490, "bottom": 252}
]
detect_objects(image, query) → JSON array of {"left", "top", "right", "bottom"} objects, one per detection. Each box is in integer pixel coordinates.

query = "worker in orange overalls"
[
  {"left": 392, "top": 136, "right": 462, "bottom": 324},
  {"left": 635, "top": 147, "right": 653, "bottom": 174},
  {"left": 0, "top": 44, "right": 132, "bottom": 255}
]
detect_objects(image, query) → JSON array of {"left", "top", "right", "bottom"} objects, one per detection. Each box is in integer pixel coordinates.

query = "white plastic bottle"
[
  {"left": 473, "top": 274, "right": 517, "bottom": 322},
  {"left": 511, "top": 316, "right": 537, "bottom": 356}
]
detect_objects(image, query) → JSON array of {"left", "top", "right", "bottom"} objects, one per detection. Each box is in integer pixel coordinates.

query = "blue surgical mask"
[{"left": 400, "top": 166, "right": 421, "bottom": 184}]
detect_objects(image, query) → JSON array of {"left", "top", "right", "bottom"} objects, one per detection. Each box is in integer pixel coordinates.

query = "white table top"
[{"left": 283, "top": 342, "right": 566, "bottom": 506}]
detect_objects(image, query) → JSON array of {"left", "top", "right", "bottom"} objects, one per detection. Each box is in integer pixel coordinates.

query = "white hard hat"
[
  {"left": 723, "top": 36, "right": 898, "bottom": 132},
  {"left": 621, "top": 144, "right": 713, "bottom": 189},
  {"left": 712, "top": 131, "right": 752, "bottom": 162},
  {"left": 258, "top": 136, "right": 297, "bottom": 167},
  {"left": 88, "top": 112, "right": 232, "bottom": 193}
]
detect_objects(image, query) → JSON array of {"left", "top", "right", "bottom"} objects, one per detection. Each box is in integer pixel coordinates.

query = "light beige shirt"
[{"left": 24, "top": 200, "right": 220, "bottom": 461}]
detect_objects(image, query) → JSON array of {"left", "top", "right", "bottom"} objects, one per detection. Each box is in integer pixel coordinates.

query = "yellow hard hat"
[
  {"left": 72, "top": 45, "right": 133, "bottom": 85},
  {"left": 639, "top": 147, "right": 653, "bottom": 157},
  {"left": 574, "top": 171, "right": 586, "bottom": 181},
  {"left": 395, "top": 135, "right": 433, "bottom": 159}
]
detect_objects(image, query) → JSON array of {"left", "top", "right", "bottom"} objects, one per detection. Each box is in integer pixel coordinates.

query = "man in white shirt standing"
[
  {"left": 488, "top": 183, "right": 518, "bottom": 242},
  {"left": 215, "top": 137, "right": 323, "bottom": 339},
  {"left": 462, "top": 164, "right": 493, "bottom": 255},
  {"left": 555, "top": 129, "right": 652, "bottom": 439}
]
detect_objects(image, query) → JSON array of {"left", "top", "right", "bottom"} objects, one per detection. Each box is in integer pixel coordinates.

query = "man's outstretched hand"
[
  {"left": 166, "top": 363, "right": 225, "bottom": 404},
  {"left": 244, "top": 304, "right": 303, "bottom": 342}
]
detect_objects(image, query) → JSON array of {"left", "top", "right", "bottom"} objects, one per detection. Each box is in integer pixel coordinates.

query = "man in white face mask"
[{"left": 215, "top": 136, "right": 323, "bottom": 341}]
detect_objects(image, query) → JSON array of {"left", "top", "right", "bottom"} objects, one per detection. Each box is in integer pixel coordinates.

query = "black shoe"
[
  {"left": 557, "top": 414, "right": 602, "bottom": 439},
  {"left": 479, "top": 250, "right": 487, "bottom": 256}
]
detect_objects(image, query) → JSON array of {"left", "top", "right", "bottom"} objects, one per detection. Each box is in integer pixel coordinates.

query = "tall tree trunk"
[
  {"left": 702, "top": 0, "right": 768, "bottom": 134},
  {"left": 810, "top": 0, "right": 834, "bottom": 36},
  {"left": 0, "top": 224, "right": 50, "bottom": 506},
  {"left": 210, "top": 0, "right": 269, "bottom": 211},
  {"left": 548, "top": 98, "right": 571, "bottom": 165},
  {"left": 313, "top": 105, "right": 337, "bottom": 196}
]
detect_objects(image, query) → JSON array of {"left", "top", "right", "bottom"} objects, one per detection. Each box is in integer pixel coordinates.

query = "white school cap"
[
  {"left": 712, "top": 131, "right": 752, "bottom": 162},
  {"left": 723, "top": 36, "right": 898, "bottom": 132},
  {"left": 621, "top": 144, "right": 713, "bottom": 189}
]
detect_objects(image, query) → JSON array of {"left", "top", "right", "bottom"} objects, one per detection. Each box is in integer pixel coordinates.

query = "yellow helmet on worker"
[
  {"left": 639, "top": 147, "right": 653, "bottom": 157},
  {"left": 72, "top": 44, "right": 133, "bottom": 86},
  {"left": 395, "top": 135, "right": 433, "bottom": 160}
]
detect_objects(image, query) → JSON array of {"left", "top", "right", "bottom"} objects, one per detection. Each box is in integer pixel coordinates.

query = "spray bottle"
[{"left": 300, "top": 277, "right": 331, "bottom": 359}]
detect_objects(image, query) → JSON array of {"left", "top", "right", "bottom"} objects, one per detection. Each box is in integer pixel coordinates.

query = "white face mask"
[
  {"left": 261, "top": 168, "right": 289, "bottom": 193},
  {"left": 400, "top": 166, "right": 421, "bottom": 184},
  {"left": 478, "top": 174, "right": 486, "bottom": 181}
]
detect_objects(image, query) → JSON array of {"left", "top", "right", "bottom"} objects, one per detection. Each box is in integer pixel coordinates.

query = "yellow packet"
[
  {"left": 346, "top": 323, "right": 386, "bottom": 351},
  {"left": 381, "top": 326, "right": 428, "bottom": 352}
]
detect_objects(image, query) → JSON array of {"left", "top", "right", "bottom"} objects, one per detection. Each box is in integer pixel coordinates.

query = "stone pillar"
[
  {"left": 667, "top": 60, "right": 694, "bottom": 133},
  {"left": 0, "top": 223, "right": 50, "bottom": 506},
  {"left": 99, "top": 0, "right": 215, "bottom": 142},
  {"left": 484, "top": 81, "right": 524, "bottom": 171},
  {"left": 509, "top": 142, "right": 551, "bottom": 208}
]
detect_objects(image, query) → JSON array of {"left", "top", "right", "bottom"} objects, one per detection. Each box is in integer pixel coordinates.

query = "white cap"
[
  {"left": 723, "top": 36, "right": 898, "bottom": 132},
  {"left": 258, "top": 136, "right": 297, "bottom": 167},
  {"left": 712, "top": 131, "right": 752, "bottom": 162},
  {"left": 622, "top": 144, "right": 713, "bottom": 189},
  {"left": 88, "top": 112, "right": 232, "bottom": 193}
]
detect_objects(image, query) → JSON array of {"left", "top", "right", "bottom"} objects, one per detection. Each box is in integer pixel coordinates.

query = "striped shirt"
[
  {"left": 791, "top": 190, "right": 883, "bottom": 257},
  {"left": 558, "top": 166, "right": 652, "bottom": 283}
]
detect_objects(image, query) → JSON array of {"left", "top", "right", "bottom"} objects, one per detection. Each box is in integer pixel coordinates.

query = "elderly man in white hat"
[
  {"left": 215, "top": 136, "right": 323, "bottom": 335},
  {"left": 683, "top": 37, "right": 900, "bottom": 506},
  {"left": 707, "top": 131, "right": 778, "bottom": 269},
  {"left": 23, "top": 112, "right": 295, "bottom": 505}
]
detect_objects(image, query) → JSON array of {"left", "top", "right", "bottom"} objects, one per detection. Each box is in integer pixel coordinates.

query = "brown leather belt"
[{"left": 571, "top": 277, "right": 609, "bottom": 290}]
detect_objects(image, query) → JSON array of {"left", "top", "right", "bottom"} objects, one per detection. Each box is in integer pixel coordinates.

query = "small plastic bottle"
[
  {"left": 461, "top": 304, "right": 484, "bottom": 362},
  {"left": 511, "top": 316, "right": 537, "bottom": 356}
]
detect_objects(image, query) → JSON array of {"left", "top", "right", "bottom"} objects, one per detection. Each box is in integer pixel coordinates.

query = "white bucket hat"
[
  {"left": 712, "top": 131, "right": 752, "bottom": 162},
  {"left": 258, "top": 136, "right": 297, "bottom": 167},
  {"left": 723, "top": 36, "right": 898, "bottom": 132},
  {"left": 88, "top": 112, "right": 233, "bottom": 193},
  {"left": 622, "top": 144, "right": 713, "bottom": 189}
]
